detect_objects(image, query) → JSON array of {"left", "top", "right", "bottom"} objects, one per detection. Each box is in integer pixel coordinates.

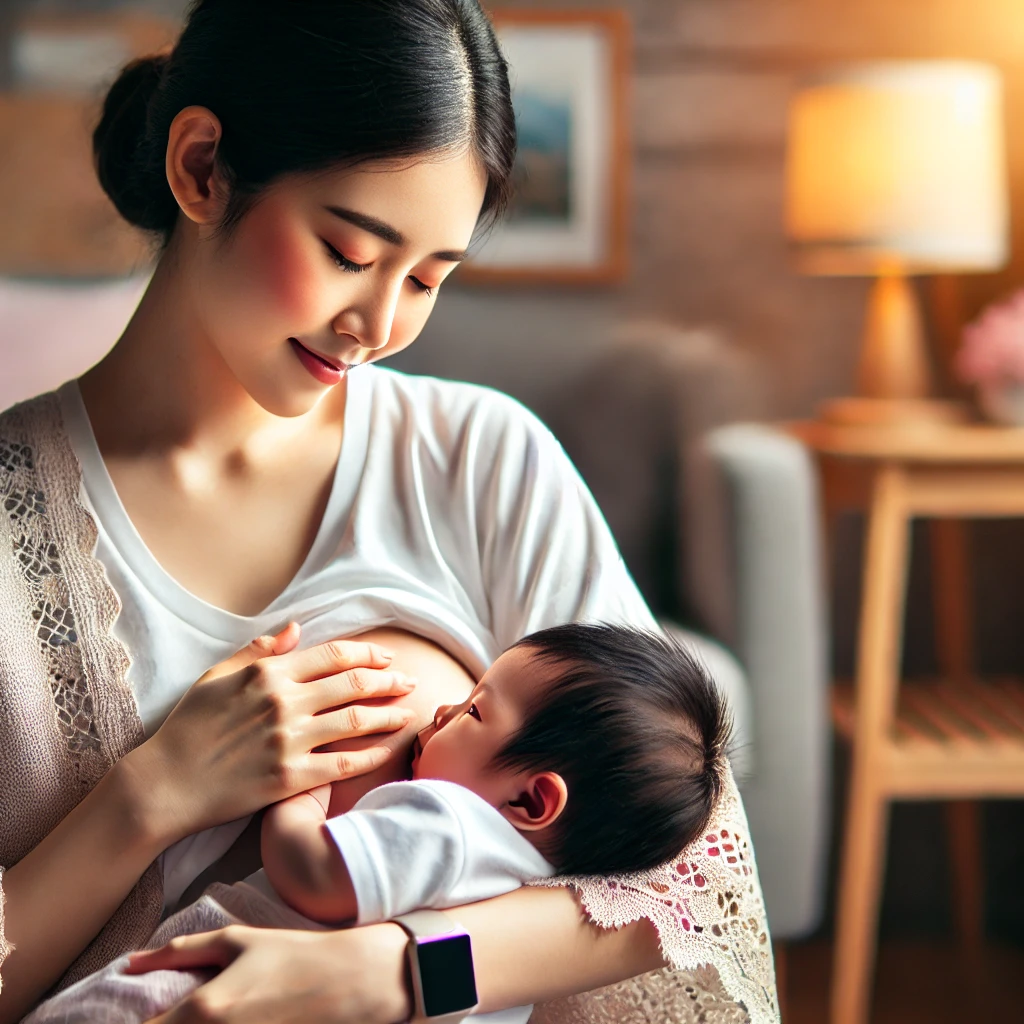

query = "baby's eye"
[{"left": 465, "top": 703, "right": 481, "bottom": 721}]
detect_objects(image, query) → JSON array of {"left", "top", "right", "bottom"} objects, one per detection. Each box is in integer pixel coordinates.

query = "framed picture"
[{"left": 462, "top": 9, "right": 630, "bottom": 286}]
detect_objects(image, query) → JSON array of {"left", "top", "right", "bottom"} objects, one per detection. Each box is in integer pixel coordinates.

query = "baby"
[{"left": 24, "top": 622, "right": 732, "bottom": 1024}]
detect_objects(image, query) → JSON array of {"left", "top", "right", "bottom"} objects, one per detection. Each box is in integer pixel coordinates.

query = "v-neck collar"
[{"left": 58, "top": 370, "right": 372, "bottom": 641}]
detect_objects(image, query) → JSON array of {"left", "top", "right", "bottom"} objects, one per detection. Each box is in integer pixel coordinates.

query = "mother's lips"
[
  {"left": 289, "top": 338, "right": 348, "bottom": 386},
  {"left": 291, "top": 338, "right": 345, "bottom": 371}
]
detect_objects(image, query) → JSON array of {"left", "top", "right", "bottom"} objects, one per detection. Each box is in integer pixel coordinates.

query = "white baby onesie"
[
  {"left": 246, "top": 779, "right": 554, "bottom": 1024},
  {"left": 332, "top": 779, "right": 554, "bottom": 1024}
]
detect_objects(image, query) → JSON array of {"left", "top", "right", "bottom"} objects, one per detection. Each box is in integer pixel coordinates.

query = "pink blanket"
[{"left": 22, "top": 883, "right": 322, "bottom": 1024}]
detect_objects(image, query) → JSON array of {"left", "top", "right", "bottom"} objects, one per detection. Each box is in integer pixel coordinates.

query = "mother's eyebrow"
[{"left": 324, "top": 205, "right": 468, "bottom": 263}]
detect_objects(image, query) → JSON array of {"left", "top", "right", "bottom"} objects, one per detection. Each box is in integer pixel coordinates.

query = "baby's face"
[{"left": 412, "top": 645, "right": 548, "bottom": 807}]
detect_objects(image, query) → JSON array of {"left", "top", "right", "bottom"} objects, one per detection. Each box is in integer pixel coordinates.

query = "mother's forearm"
[
  {"left": 447, "top": 885, "right": 666, "bottom": 1013},
  {"left": 0, "top": 752, "right": 171, "bottom": 1024}
]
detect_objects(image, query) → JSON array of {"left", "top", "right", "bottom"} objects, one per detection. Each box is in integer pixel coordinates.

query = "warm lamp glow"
[{"left": 786, "top": 62, "right": 1008, "bottom": 275}]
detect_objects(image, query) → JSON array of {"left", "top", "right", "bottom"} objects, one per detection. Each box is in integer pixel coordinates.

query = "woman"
[{"left": 0, "top": 2, "right": 775, "bottom": 1022}]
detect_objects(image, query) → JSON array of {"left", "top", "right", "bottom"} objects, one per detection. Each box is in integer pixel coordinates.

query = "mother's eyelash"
[{"left": 323, "top": 241, "right": 369, "bottom": 273}]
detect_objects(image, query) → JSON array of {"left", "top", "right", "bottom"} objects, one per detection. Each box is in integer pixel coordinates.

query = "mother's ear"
[
  {"left": 503, "top": 772, "right": 568, "bottom": 832},
  {"left": 165, "top": 105, "right": 231, "bottom": 227}
]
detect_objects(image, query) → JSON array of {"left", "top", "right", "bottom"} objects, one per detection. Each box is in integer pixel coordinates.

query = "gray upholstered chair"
[{"left": 546, "top": 324, "right": 831, "bottom": 945}]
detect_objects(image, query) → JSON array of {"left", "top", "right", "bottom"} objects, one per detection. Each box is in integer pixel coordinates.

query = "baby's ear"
[{"left": 503, "top": 772, "right": 567, "bottom": 832}]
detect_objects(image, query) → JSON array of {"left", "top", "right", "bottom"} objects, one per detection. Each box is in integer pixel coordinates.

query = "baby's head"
[{"left": 412, "top": 623, "right": 732, "bottom": 875}]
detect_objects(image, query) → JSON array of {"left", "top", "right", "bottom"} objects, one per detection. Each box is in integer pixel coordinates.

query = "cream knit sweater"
[{"left": 0, "top": 394, "right": 162, "bottom": 993}]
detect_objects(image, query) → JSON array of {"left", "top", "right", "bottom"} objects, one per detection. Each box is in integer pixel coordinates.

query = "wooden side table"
[{"left": 789, "top": 420, "right": 1024, "bottom": 1024}]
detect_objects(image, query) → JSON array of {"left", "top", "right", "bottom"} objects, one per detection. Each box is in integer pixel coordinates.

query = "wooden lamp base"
[{"left": 820, "top": 271, "right": 970, "bottom": 428}]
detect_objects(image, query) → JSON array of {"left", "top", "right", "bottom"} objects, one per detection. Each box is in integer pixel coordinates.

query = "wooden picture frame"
[{"left": 461, "top": 9, "right": 631, "bottom": 286}]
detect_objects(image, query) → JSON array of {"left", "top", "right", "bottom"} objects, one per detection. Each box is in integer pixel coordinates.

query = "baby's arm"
[{"left": 261, "top": 786, "right": 358, "bottom": 924}]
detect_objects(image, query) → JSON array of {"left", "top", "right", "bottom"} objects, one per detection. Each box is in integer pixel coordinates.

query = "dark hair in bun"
[
  {"left": 94, "top": 53, "right": 176, "bottom": 234},
  {"left": 92, "top": 0, "right": 516, "bottom": 245}
]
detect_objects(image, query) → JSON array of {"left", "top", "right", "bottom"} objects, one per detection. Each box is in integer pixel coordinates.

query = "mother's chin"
[{"left": 317, "top": 627, "right": 477, "bottom": 814}]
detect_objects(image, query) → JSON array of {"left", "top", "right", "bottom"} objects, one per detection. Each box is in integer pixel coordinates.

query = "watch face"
[{"left": 418, "top": 933, "right": 478, "bottom": 1017}]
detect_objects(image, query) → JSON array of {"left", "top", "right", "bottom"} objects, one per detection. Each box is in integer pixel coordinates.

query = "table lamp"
[{"left": 785, "top": 62, "right": 1009, "bottom": 425}]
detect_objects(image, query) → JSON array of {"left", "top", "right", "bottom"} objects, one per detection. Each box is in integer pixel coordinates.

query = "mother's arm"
[
  {"left": 135, "top": 887, "right": 665, "bottom": 1024},
  {"left": 134, "top": 627, "right": 668, "bottom": 1024},
  {"left": 454, "top": 886, "right": 666, "bottom": 1010},
  {"left": 0, "top": 748, "right": 173, "bottom": 1023},
  {"left": 0, "top": 637, "right": 412, "bottom": 1024}
]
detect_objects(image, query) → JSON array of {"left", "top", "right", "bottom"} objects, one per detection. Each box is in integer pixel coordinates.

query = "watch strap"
[{"left": 392, "top": 909, "right": 464, "bottom": 941}]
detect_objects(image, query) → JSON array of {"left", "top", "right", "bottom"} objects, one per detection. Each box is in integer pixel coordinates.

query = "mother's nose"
[{"left": 332, "top": 276, "right": 403, "bottom": 352}]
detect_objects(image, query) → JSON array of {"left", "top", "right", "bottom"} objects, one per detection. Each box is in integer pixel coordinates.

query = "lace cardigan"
[{"left": 0, "top": 393, "right": 778, "bottom": 1023}]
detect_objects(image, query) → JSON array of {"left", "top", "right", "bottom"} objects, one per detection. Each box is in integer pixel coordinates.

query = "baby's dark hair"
[{"left": 493, "top": 623, "right": 732, "bottom": 876}]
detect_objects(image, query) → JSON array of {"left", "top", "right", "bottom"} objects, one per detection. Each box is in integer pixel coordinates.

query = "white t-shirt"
[{"left": 57, "top": 367, "right": 657, "bottom": 904}]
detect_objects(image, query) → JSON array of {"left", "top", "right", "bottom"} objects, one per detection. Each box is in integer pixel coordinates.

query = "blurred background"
[{"left": 3, "top": 1, "right": 1024, "bottom": 1021}]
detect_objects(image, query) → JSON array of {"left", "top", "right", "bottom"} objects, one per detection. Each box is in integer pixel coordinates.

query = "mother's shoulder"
[{"left": 368, "top": 366, "right": 550, "bottom": 439}]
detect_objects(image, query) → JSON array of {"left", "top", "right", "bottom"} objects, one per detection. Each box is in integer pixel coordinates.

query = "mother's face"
[{"left": 186, "top": 149, "right": 488, "bottom": 417}]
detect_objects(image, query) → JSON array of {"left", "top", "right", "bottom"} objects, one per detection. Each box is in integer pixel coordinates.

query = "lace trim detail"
[
  {"left": 530, "top": 765, "right": 777, "bottom": 1024},
  {"left": 0, "top": 866, "right": 10, "bottom": 991},
  {"left": 2, "top": 434, "right": 105, "bottom": 760},
  {"left": 532, "top": 964, "right": 754, "bottom": 1024},
  {"left": 0, "top": 395, "right": 163, "bottom": 996}
]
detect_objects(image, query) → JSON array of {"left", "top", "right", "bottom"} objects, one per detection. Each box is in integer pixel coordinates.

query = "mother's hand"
[
  {"left": 129, "top": 924, "right": 410, "bottom": 1024},
  {"left": 124, "top": 626, "right": 417, "bottom": 844}
]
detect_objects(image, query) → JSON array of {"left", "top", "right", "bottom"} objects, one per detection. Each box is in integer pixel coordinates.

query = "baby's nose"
[{"left": 433, "top": 703, "right": 455, "bottom": 729}]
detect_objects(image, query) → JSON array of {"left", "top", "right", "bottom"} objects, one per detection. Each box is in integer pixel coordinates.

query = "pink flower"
[{"left": 957, "top": 290, "right": 1024, "bottom": 386}]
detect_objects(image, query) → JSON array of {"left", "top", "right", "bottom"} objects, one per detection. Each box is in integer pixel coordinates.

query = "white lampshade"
[{"left": 785, "top": 61, "right": 1009, "bottom": 275}]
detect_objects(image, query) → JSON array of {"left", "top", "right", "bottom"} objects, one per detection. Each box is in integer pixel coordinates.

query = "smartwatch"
[{"left": 392, "top": 910, "right": 479, "bottom": 1023}]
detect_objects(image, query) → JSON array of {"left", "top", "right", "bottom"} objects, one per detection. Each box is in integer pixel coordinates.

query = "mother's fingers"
[
  {"left": 199, "top": 623, "right": 302, "bottom": 684},
  {"left": 128, "top": 930, "right": 244, "bottom": 975},
  {"left": 310, "top": 703, "right": 415, "bottom": 744},
  {"left": 273, "top": 639, "right": 394, "bottom": 682},
  {"left": 304, "top": 744, "right": 395, "bottom": 789},
  {"left": 297, "top": 668, "right": 417, "bottom": 715}
]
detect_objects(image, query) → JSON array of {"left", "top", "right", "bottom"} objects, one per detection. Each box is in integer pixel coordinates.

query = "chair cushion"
[{"left": 662, "top": 620, "right": 754, "bottom": 782}]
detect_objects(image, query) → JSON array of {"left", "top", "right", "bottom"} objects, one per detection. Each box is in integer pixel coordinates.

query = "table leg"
[
  {"left": 832, "top": 467, "right": 909, "bottom": 1024},
  {"left": 944, "top": 800, "right": 985, "bottom": 963},
  {"left": 929, "top": 520, "right": 985, "bottom": 960}
]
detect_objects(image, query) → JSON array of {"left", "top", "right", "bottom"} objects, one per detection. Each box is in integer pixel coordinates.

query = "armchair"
[{"left": 546, "top": 323, "right": 831, "bottom": 942}]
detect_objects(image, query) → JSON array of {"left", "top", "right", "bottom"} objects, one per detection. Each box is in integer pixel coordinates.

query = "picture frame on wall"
[{"left": 462, "top": 9, "right": 630, "bottom": 286}]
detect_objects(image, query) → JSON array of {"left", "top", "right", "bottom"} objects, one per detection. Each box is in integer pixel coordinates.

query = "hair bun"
[{"left": 94, "top": 53, "right": 178, "bottom": 234}]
